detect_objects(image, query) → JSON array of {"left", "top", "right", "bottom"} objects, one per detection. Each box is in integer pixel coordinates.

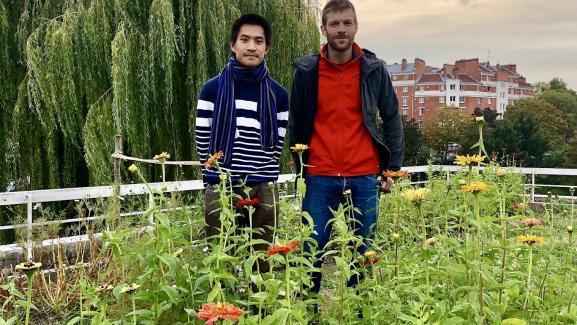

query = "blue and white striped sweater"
[{"left": 195, "top": 76, "right": 289, "bottom": 185}]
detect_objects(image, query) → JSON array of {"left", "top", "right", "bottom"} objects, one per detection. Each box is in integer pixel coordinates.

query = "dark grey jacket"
[{"left": 288, "top": 49, "right": 404, "bottom": 174}]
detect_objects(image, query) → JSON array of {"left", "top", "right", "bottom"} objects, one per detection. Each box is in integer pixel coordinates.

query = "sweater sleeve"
[
  {"left": 275, "top": 85, "right": 290, "bottom": 160},
  {"left": 195, "top": 78, "right": 217, "bottom": 162}
]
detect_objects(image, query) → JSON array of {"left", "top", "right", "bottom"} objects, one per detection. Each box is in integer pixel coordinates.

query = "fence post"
[
  {"left": 531, "top": 171, "right": 536, "bottom": 203},
  {"left": 26, "top": 194, "right": 33, "bottom": 260}
]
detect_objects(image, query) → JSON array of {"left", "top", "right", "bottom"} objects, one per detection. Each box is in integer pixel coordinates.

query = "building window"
[
  {"left": 402, "top": 96, "right": 408, "bottom": 107},
  {"left": 460, "top": 85, "right": 464, "bottom": 90},
  {"left": 440, "top": 85, "right": 445, "bottom": 91},
  {"left": 402, "top": 108, "right": 408, "bottom": 117},
  {"left": 419, "top": 108, "right": 425, "bottom": 116},
  {"left": 501, "top": 92, "right": 505, "bottom": 98},
  {"left": 403, "top": 86, "right": 408, "bottom": 93},
  {"left": 450, "top": 96, "right": 456, "bottom": 102},
  {"left": 404, "top": 74, "right": 409, "bottom": 80},
  {"left": 477, "top": 97, "right": 481, "bottom": 104},
  {"left": 450, "top": 84, "right": 456, "bottom": 90},
  {"left": 419, "top": 97, "right": 424, "bottom": 104},
  {"left": 439, "top": 96, "right": 445, "bottom": 103},
  {"left": 459, "top": 96, "right": 465, "bottom": 103},
  {"left": 476, "top": 86, "right": 480, "bottom": 92},
  {"left": 393, "top": 75, "right": 397, "bottom": 81},
  {"left": 488, "top": 98, "right": 492, "bottom": 104},
  {"left": 420, "top": 86, "right": 424, "bottom": 91}
]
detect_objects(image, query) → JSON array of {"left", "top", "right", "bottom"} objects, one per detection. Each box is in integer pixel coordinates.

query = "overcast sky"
[{"left": 338, "top": 0, "right": 577, "bottom": 89}]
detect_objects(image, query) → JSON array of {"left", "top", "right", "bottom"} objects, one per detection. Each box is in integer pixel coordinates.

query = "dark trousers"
[{"left": 204, "top": 182, "right": 279, "bottom": 272}]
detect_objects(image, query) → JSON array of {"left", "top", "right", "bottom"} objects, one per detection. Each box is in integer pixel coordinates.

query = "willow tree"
[{"left": 3, "top": 0, "right": 320, "bottom": 191}]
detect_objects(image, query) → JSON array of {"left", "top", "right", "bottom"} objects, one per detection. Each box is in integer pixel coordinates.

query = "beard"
[{"left": 326, "top": 34, "right": 354, "bottom": 52}]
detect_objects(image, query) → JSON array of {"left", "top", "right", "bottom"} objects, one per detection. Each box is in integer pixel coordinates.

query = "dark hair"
[
  {"left": 321, "top": 0, "right": 357, "bottom": 25},
  {"left": 230, "top": 13, "right": 272, "bottom": 48}
]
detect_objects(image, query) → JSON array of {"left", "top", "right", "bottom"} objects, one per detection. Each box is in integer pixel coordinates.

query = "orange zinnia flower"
[
  {"left": 382, "top": 170, "right": 410, "bottom": 178},
  {"left": 197, "top": 302, "right": 244, "bottom": 325},
  {"left": 267, "top": 241, "right": 298, "bottom": 256},
  {"left": 204, "top": 151, "right": 224, "bottom": 170}
]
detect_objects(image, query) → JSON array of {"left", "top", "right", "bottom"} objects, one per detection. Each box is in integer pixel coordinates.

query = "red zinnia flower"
[
  {"left": 234, "top": 197, "right": 260, "bottom": 208},
  {"left": 197, "top": 302, "right": 244, "bottom": 325},
  {"left": 267, "top": 241, "right": 298, "bottom": 256},
  {"left": 501, "top": 147, "right": 507, "bottom": 152},
  {"left": 519, "top": 159, "right": 525, "bottom": 166},
  {"left": 364, "top": 258, "right": 379, "bottom": 266},
  {"left": 512, "top": 203, "right": 523, "bottom": 209}
]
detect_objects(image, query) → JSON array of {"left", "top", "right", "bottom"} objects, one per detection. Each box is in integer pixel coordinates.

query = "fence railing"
[{"left": 1, "top": 164, "right": 576, "bottom": 261}]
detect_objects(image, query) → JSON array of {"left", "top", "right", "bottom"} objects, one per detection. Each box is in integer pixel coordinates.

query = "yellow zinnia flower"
[
  {"left": 364, "top": 250, "right": 377, "bottom": 258},
  {"left": 120, "top": 283, "right": 140, "bottom": 294},
  {"left": 402, "top": 187, "right": 430, "bottom": 204},
  {"left": 461, "top": 181, "right": 490, "bottom": 194},
  {"left": 454, "top": 154, "right": 486, "bottom": 166},
  {"left": 290, "top": 144, "right": 309, "bottom": 153},
  {"left": 516, "top": 235, "right": 544, "bottom": 245},
  {"left": 128, "top": 164, "right": 138, "bottom": 173},
  {"left": 153, "top": 152, "right": 171, "bottom": 162}
]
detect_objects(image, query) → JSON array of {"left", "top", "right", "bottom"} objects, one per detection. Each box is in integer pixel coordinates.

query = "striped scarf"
[{"left": 208, "top": 57, "right": 278, "bottom": 167}]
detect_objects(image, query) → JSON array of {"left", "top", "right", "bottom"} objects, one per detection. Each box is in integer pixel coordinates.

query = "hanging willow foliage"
[{"left": 3, "top": 0, "right": 320, "bottom": 189}]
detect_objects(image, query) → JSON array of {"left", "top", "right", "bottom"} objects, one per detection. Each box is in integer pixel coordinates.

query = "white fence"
[{"left": 1, "top": 165, "right": 576, "bottom": 261}]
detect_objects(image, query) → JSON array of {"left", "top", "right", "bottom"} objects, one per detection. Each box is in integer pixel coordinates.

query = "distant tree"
[
  {"left": 505, "top": 98, "right": 569, "bottom": 149},
  {"left": 486, "top": 114, "right": 550, "bottom": 167},
  {"left": 422, "top": 106, "right": 469, "bottom": 161},
  {"left": 402, "top": 118, "right": 428, "bottom": 165}
]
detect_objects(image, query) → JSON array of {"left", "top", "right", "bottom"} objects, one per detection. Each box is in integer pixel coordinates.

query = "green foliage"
[{"left": 422, "top": 106, "right": 470, "bottom": 161}]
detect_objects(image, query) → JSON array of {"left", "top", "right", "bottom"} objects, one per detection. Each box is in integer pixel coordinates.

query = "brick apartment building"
[{"left": 386, "top": 58, "right": 534, "bottom": 122}]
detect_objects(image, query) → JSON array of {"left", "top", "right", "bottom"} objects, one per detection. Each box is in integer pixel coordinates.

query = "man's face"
[
  {"left": 321, "top": 9, "right": 357, "bottom": 53},
  {"left": 231, "top": 24, "right": 268, "bottom": 68}
]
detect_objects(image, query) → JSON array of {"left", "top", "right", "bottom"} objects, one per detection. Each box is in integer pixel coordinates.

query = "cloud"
[{"left": 352, "top": 0, "right": 577, "bottom": 89}]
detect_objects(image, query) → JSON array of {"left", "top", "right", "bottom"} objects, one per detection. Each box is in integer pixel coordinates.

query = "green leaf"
[{"left": 501, "top": 318, "right": 527, "bottom": 325}]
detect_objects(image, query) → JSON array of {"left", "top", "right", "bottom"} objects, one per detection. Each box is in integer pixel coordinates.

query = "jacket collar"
[{"left": 294, "top": 46, "right": 382, "bottom": 75}]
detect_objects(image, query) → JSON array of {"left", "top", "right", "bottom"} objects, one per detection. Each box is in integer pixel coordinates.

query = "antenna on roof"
[{"left": 487, "top": 51, "right": 491, "bottom": 63}]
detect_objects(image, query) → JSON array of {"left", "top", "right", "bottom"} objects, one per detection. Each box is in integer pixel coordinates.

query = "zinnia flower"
[
  {"left": 234, "top": 197, "right": 260, "bottom": 208},
  {"left": 290, "top": 144, "right": 309, "bottom": 153},
  {"left": 204, "top": 151, "right": 224, "bottom": 170},
  {"left": 402, "top": 188, "right": 430, "bottom": 204},
  {"left": 95, "top": 284, "right": 114, "bottom": 293},
  {"left": 128, "top": 164, "right": 138, "bottom": 173},
  {"left": 364, "top": 250, "right": 377, "bottom": 258},
  {"left": 461, "top": 181, "right": 490, "bottom": 194},
  {"left": 382, "top": 170, "right": 410, "bottom": 178},
  {"left": 153, "top": 152, "right": 170, "bottom": 162},
  {"left": 392, "top": 233, "right": 400, "bottom": 242},
  {"left": 454, "top": 154, "right": 486, "bottom": 166},
  {"left": 15, "top": 261, "right": 42, "bottom": 277},
  {"left": 120, "top": 283, "right": 140, "bottom": 294},
  {"left": 496, "top": 168, "right": 508, "bottom": 177},
  {"left": 197, "top": 302, "right": 244, "bottom": 325},
  {"left": 475, "top": 116, "right": 485, "bottom": 125},
  {"left": 364, "top": 258, "right": 378, "bottom": 266},
  {"left": 520, "top": 218, "right": 542, "bottom": 228},
  {"left": 512, "top": 203, "right": 523, "bottom": 210},
  {"left": 516, "top": 235, "right": 544, "bottom": 245},
  {"left": 267, "top": 241, "right": 298, "bottom": 255},
  {"left": 425, "top": 237, "right": 438, "bottom": 246}
]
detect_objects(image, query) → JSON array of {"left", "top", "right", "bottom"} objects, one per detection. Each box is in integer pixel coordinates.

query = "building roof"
[
  {"left": 416, "top": 73, "right": 444, "bottom": 83},
  {"left": 386, "top": 63, "right": 415, "bottom": 74},
  {"left": 457, "top": 73, "right": 481, "bottom": 84}
]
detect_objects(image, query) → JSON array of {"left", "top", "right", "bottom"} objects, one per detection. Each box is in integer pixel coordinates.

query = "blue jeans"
[{"left": 302, "top": 174, "right": 380, "bottom": 293}]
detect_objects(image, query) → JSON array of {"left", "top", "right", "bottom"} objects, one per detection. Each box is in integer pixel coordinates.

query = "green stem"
[
  {"left": 284, "top": 254, "right": 292, "bottom": 324},
  {"left": 25, "top": 274, "right": 33, "bottom": 325},
  {"left": 523, "top": 247, "right": 533, "bottom": 311},
  {"left": 132, "top": 294, "right": 137, "bottom": 325}
]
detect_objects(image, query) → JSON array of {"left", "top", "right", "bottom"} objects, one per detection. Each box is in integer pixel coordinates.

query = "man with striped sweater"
[{"left": 195, "top": 14, "right": 288, "bottom": 264}]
